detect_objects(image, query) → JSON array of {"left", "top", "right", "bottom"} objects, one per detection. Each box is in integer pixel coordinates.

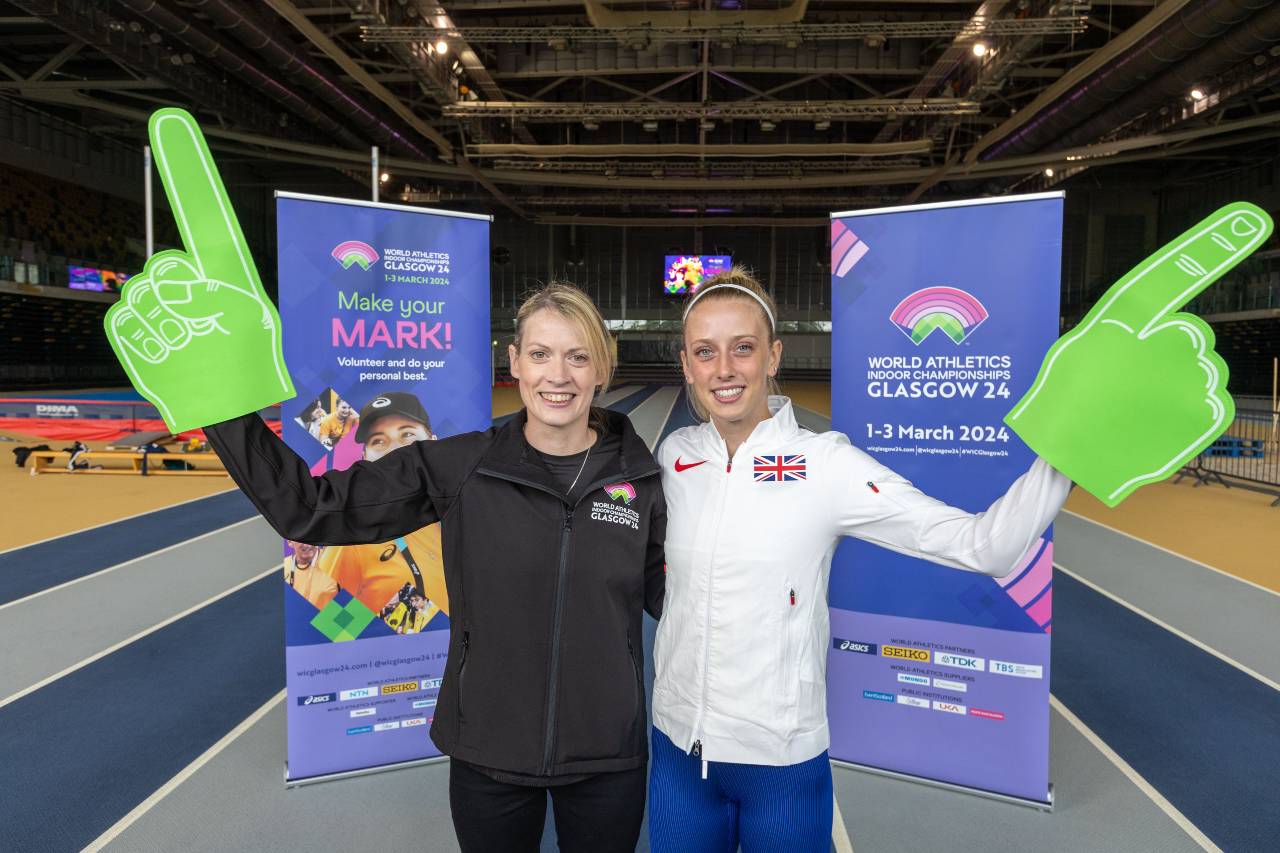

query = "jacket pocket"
[
  {"left": 627, "top": 636, "right": 643, "bottom": 723},
  {"left": 779, "top": 581, "right": 801, "bottom": 720},
  {"left": 456, "top": 630, "right": 470, "bottom": 722}
]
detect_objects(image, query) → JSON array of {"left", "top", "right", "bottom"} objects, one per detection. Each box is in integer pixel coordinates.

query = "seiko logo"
[{"left": 881, "top": 645, "right": 930, "bottom": 663}]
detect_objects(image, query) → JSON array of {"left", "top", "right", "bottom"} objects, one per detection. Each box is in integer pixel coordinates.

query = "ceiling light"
[
  {"left": 380, "top": 172, "right": 390, "bottom": 183},
  {"left": 1044, "top": 167, "right": 1054, "bottom": 177},
  {"left": 760, "top": 120, "right": 776, "bottom": 132},
  {"left": 814, "top": 119, "right": 830, "bottom": 131},
  {"left": 434, "top": 40, "right": 448, "bottom": 56},
  {"left": 583, "top": 119, "right": 599, "bottom": 130},
  {"left": 1189, "top": 87, "right": 1205, "bottom": 101},
  {"left": 972, "top": 42, "right": 988, "bottom": 58},
  {"left": 700, "top": 119, "right": 715, "bottom": 131},
  {"left": 642, "top": 120, "right": 659, "bottom": 132}
]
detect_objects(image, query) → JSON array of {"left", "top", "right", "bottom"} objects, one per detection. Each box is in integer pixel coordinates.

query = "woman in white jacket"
[{"left": 648, "top": 267, "right": 1071, "bottom": 852}]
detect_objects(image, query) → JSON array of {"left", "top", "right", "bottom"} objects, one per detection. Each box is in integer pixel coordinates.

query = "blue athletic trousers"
[{"left": 648, "top": 727, "right": 833, "bottom": 852}]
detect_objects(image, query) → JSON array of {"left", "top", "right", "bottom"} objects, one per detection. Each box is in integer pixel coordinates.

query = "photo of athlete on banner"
[{"left": 314, "top": 391, "right": 448, "bottom": 634}]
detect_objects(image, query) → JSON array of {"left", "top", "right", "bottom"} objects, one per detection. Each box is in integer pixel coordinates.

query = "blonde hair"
[
  {"left": 513, "top": 282, "right": 617, "bottom": 428},
  {"left": 680, "top": 266, "right": 782, "bottom": 422}
]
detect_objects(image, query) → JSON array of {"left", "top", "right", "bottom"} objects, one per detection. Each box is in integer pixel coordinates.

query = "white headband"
[{"left": 682, "top": 283, "right": 777, "bottom": 331}]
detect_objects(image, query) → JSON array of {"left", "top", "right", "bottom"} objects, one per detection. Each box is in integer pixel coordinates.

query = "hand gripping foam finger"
[
  {"left": 102, "top": 108, "right": 295, "bottom": 433},
  {"left": 1005, "top": 202, "right": 1272, "bottom": 507}
]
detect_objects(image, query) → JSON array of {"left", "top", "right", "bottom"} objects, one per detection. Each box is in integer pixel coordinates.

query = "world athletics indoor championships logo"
[
  {"left": 603, "top": 482, "right": 636, "bottom": 505},
  {"left": 331, "top": 240, "right": 379, "bottom": 271},
  {"left": 890, "top": 286, "right": 989, "bottom": 345}
]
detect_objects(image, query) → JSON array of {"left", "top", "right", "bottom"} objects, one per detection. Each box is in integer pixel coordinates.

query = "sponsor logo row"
[
  {"left": 297, "top": 677, "right": 444, "bottom": 707},
  {"left": 346, "top": 717, "right": 430, "bottom": 736},
  {"left": 862, "top": 690, "right": 1004, "bottom": 721},
  {"left": 835, "top": 639, "right": 1041, "bottom": 679}
]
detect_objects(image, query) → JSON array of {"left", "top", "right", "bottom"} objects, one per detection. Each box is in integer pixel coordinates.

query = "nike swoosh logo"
[{"left": 674, "top": 457, "right": 707, "bottom": 472}]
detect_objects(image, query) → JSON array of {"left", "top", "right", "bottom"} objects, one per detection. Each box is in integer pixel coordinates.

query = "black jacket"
[{"left": 205, "top": 409, "right": 665, "bottom": 777}]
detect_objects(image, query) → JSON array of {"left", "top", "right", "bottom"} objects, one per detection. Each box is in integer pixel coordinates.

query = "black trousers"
[{"left": 449, "top": 759, "right": 646, "bottom": 853}]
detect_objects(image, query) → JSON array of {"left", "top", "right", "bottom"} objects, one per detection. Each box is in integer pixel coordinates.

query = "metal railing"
[{"left": 1177, "top": 407, "right": 1280, "bottom": 505}]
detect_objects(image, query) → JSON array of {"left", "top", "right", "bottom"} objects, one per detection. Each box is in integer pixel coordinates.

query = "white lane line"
[
  {"left": 0, "top": 517, "right": 262, "bottom": 613},
  {"left": 645, "top": 386, "right": 682, "bottom": 452},
  {"left": 1061, "top": 509, "right": 1280, "bottom": 601},
  {"left": 1055, "top": 562, "right": 1280, "bottom": 694},
  {"left": 82, "top": 690, "right": 286, "bottom": 853},
  {"left": 0, "top": 563, "right": 281, "bottom": 711},
  {"left": 832, "top": 791, "right": 856, "bottom": 853},
  {"left": 1050, "top": 695, "right": 1222, "bottom": 853},
  {"left": 0, "top": 487, "right": 239, "bottom": 556}
]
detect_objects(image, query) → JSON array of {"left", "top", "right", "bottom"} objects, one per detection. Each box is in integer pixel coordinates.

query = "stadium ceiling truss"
[
  {"left": 361, "top": 17, "right": 1089, "bottom": 46},
  {"left": 0, "top": 0, "right": 1278, "bottom": 221}
]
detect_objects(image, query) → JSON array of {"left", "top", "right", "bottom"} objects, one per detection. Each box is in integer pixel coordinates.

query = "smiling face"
[
  {"left": 509, "top": 308, "right": 602, "bottom": 434},
  {"left": 363, "top": 414, "right": 433, "bottom": 462},
  {"left": 336, "top": 400, "right": 353, "bottom": 420},
  {"left": 681, "top": 296, "right": 782, "bottom": 439}
]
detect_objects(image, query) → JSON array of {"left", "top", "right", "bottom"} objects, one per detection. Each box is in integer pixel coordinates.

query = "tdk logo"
[
  {"left": 833, "top": 638, "right": 877, "bottom": 655},
  {"left": 421, "top": 678, "right": 443, "bottom": 691},
  {"left": 297, "top": 692, "right": 337, "bottom": 706},
  {"left": 934, "top": 653, "right": 984, "bottom": 672}
]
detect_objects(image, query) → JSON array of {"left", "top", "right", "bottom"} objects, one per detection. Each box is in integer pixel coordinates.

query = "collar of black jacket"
[{"left": 478, "top": 407, "right": 658, "bottom": 499}]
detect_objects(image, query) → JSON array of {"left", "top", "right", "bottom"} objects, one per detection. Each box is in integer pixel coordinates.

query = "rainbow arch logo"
[
  {"left": 331, "top": 240, "right": 379, "bottom": 271},
  {"left": 603, "top": 482, "right": 636, "bottom": 505},
  {"left": 890, "top": 286, "right": 989, "bottom": 345}
]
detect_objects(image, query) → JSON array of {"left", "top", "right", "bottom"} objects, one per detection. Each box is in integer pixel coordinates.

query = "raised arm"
[
  {"left": 830, "top": 438, "right": 1071, "bottom": 578},
  {"left": 206, "top": 413, "right": 466, "bottom": 546}
]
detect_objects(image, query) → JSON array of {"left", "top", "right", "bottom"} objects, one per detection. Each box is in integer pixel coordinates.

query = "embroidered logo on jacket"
[
  {"left": 673, "top": 457, "right": 706, "bottom": 473},
  {"left": 753, "top": 455, "right": 807, "bottom": 482},
  {"left": 602, "top": 481, "right": 637, "bottom": 504}
]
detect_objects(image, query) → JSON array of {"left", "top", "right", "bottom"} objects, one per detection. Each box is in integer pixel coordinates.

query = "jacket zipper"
[
  {"left": 540, "top": 507, "right": 574, "bottom": 774},
  {"left": 476, "top": 464, "right": 660, "bottom": 776},
  {"left": 691, "top": 447, "right": 735, "bottom": 758}
]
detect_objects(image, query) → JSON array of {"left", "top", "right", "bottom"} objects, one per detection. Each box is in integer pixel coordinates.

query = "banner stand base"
[
  {"left": 830, "top": 759, "right": 1054, "bottom": 813},
  {"left": 284, "top": 755, "right": 450, "bottom": 789}
]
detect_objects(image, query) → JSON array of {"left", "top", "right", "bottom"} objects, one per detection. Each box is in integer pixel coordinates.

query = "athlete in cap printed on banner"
[{"left": 314, "top": 391, "right": 448, "bottom": 633}]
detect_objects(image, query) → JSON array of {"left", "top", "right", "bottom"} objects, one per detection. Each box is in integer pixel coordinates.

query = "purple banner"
[
  {"left": 829, "top": 194, "right": 1062, "bottom": 803},
  {"left": 277, "top": 193, "right": 491, "bottom": 781}
]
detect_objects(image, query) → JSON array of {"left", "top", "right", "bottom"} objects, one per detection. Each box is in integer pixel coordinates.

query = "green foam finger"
[
  {"left": 1006, "top": 199, "right": 1269, "bottom": 507},
  {"left": 1093, "top": 202, "right": 1272, "bottom": 334},
  {"left": 148, "top": 108, "right": 262, "bottom": 297},
  {"left": 101, "top": 107, "right": 295, "bottom": 433}
]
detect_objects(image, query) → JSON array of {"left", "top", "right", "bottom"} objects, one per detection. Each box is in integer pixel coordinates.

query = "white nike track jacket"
[{"left": 652, "top": 396, "right": 1071, "bottom": 767}]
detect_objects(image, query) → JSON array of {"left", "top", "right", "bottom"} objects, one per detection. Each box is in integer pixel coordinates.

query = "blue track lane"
[
  {"left": 0, "top": 574, "right": 283, "bottom": 853},
  {"left": 0, "top": 489, "right": 258, "bottom": 606},
  {"left": 1051, "top": 570, "right": 1280, "bottom": 851}
]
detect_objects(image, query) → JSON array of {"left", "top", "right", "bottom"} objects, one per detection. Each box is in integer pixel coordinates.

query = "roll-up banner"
[
  {"left": 275, "top": 192, "right": 491, "bottom": 783},
  {"left": 827, "top": 193, "right": 1063, "bottom": 805}
]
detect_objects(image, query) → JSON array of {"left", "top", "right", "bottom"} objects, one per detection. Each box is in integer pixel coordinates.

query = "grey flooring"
[
  {"left": 0, "top": 518, "right": 280, "bottom": 701},
  {"left": 1054, "top": 510, "right": 1280, "bottom": 686}
]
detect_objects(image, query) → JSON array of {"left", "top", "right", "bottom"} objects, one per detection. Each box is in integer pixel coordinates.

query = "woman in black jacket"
[{"left": 206, "top": 283, "right": 665, "bottom": 853}]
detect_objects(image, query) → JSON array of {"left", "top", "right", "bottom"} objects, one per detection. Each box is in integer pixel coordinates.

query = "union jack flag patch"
[{"left": 753, "top": 455, "right": 807, "bottom": 482}]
